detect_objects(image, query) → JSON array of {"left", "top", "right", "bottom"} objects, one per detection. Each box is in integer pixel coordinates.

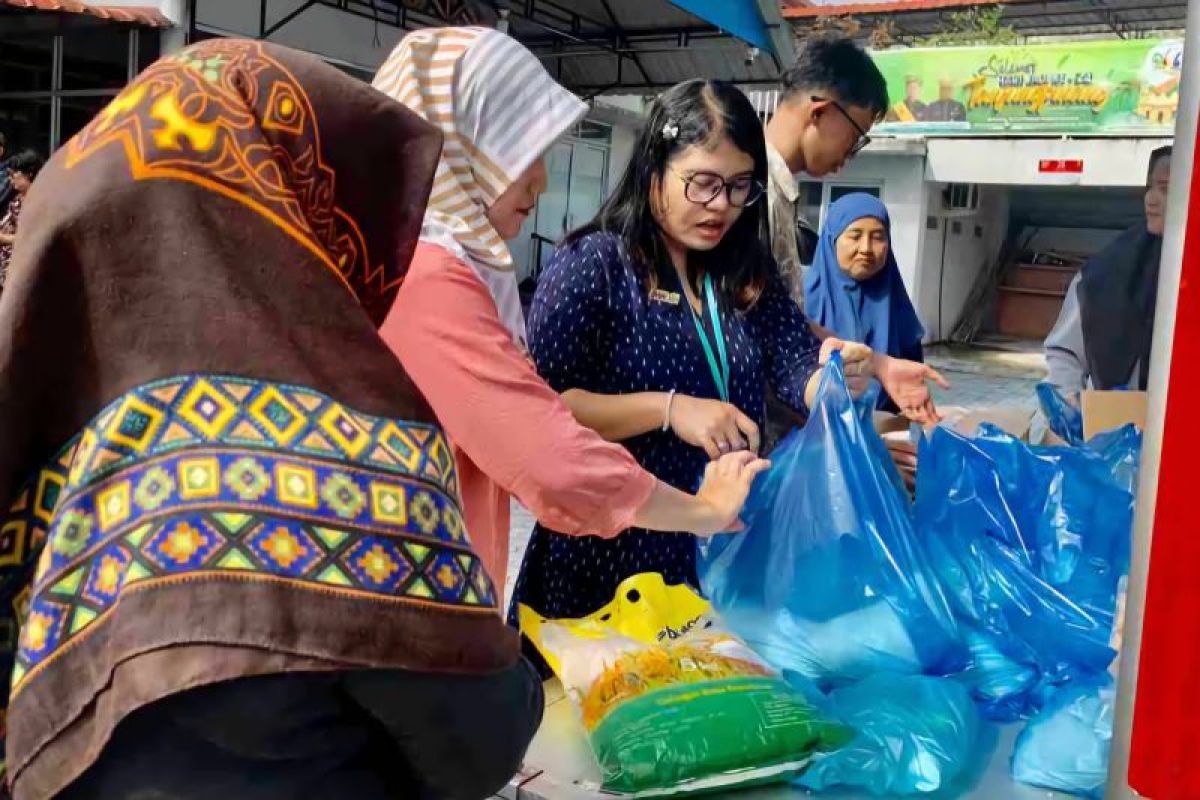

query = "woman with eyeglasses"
[{"left": 509, "top": 79, "right": 873, "bottom": 654}]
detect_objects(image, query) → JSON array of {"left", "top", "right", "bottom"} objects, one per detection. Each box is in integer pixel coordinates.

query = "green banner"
[{"left": 871, "top": 39, "right": 1183, "bottom": 135}]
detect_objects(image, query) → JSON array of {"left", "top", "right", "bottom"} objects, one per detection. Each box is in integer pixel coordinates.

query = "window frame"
[{"left": 0, "top": 25, "right": 149, "bottom": 153}]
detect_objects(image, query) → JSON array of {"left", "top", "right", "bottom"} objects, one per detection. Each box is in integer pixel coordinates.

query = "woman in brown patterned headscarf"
[{"left": 0, "top": 39, "right": 537, "bottom": 800}]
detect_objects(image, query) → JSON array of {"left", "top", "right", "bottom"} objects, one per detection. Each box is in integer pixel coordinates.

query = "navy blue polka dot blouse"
[{"left": 508, "top": 231, "right": 823, "bottom": 638}]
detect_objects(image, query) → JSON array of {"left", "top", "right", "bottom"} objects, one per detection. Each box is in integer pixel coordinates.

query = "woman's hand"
[
  {"left": 817, "top": 337, "right": 874, "bottom": 397},
  {"left": 670, "top": 394, "right": 761, "bottom": 459},
  {"left": 874, "top": 354, "right": 949, "bottom": 426},
  {"left": 692, "top": 450, "right": 772, "bottom": 537}
]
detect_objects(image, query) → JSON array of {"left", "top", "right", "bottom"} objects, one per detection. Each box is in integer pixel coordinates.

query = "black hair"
[
  {"left": 1147, "top": 145, "right": 1172, "bottom": 184},
  {"left": 0, "top": 131, "right": 7, "bottom": 154},
  {"left": 567, "top": 79, "right": 772, "bottom": 311},
  {"left": 781, "top": 36, "right": 889, "bottom": 119},
  {"left": 7, "top": 149, "right": 44, "bottom": 180}
]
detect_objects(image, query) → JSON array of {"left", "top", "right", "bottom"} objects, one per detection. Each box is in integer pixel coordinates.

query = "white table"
[{"left": 499, "top": 681, "right": 1074, "bottom": 800}]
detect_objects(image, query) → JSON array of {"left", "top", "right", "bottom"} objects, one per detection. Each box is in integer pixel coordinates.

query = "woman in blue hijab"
[{"left": 805, "top": 193, "right": 925, "bottom": 411}]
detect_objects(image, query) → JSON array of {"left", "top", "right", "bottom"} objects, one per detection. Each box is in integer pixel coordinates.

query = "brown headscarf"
[{"left": 0, "top": 39, "right": 517, "bottom": 799}]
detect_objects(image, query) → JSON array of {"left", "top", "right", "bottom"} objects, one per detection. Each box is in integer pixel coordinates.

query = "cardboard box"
[
  {"left": 872, "top": 411, "right": 911, "bottom": 436},
  {"left": 939, "top": 405, "right": 1036, "bottom": 441},
  {"left": 1032, "top": 390, "right": 1147, "bottom": 446},
  {"left": 1081, "top": 390, "right": 1147, "bottom": 441}
]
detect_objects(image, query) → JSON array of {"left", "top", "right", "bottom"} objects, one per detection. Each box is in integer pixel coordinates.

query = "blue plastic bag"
[
  {"left": 698, "top": 355, "right": 962, "bottom": 690},
  {"left": 970, "top": 424, "right": 1137, "bottom": 629},
  {"left": 797, "top": 674, "right": 982, "bottom": 796},
  {"left": 915, "top": 424, "right": 1138, "bottom": 717},
  {"left": 1011, "top": 677, "right": 1114, "bottom": 798},
  {"left": 953, "top": 627, "right": 1038, "bottom": 722},
  {"left": 1087, "top": 423, "right": 1142, "bottom": 496},
  {"left": 1037, "top": 383, "right": 1084, "bottom": 445}
]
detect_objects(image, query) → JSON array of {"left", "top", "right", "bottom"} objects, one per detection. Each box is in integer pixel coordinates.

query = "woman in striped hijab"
[
  {"left": 376, "top": 29, "right": 768, "bottom": 597},
  {"left": 374, "top": 26, "right": 573, "bottom": 345}
]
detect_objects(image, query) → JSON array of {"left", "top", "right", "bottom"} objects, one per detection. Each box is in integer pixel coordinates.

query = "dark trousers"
[{"left": 59, "top": 659, "right": 544, "bottom": 800}]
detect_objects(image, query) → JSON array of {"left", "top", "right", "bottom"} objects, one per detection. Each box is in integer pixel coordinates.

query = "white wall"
[
  {"left": 607, "top": 124, "right": 637, "bottom": 187},
  {"left": 593, "top": 95, "right": 645, "bottom": 188},
  {"left": 926, "top": 138, "right": 1175, "bottom": 188},
  {"left": 915, "top": 185, "right": 1011, "bottom": 341}
]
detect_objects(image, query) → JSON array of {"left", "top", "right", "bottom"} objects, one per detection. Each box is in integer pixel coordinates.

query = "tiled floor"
[
  {"left": 926, "top": 341, "right": 1045, "bottom": 415},
  {"left": 503, "top": 341, "right": 1048, "bottom": 604}
]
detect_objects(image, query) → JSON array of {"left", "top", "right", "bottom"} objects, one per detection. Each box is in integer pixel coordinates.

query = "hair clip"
[{"left": 661, "top": 120, "right": 680, "bottom": 141}]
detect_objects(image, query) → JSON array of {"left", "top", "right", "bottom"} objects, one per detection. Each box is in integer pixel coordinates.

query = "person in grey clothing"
[{"left": 1045, "top": 145, "right": 1172, "bottom": 395}]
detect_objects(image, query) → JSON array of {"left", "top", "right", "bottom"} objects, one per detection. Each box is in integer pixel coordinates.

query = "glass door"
[
  {"left": 511, "top": 133, "right": 611, "bottom": 288},
  {"left": 563, "top": 143, "right": 608, "bottom": 235},
  {"left": 533, "top": 140, "right": 575, "bottom": 274}
]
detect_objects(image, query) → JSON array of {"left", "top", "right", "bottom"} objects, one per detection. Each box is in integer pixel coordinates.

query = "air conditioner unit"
[{"left": 941, "top": 183, "right": 980, "bottom": 216}]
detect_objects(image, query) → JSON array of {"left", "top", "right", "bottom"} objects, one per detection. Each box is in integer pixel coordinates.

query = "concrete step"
[{"left": 1005, "top": 264, "right": 1077, "bottom": 294}]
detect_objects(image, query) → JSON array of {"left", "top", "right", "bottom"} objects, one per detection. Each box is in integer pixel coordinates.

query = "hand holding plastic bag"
[{"left": 698, "top": 354, "right": 962, "bottom": 690}]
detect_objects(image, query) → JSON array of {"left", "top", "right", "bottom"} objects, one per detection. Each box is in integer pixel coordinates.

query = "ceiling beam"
[
  {"left": 519, "top": 25, "right": 729, "bottom": 47},
  {"left": 259, "top": 0, "right": 316, "bottom": 38},
  {"left": 599, "top": 0, "right": 651, "bottom": 85}
]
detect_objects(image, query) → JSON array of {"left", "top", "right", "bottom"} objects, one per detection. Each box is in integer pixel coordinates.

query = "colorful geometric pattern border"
[
  {"left": 58, "top": 374, "right": 458, "bottom": 498},
  {"left": 1, "top": 374, "right": 493, "bottom": 698}
]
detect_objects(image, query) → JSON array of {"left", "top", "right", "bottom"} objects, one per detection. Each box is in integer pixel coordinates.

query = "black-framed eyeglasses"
[
  {"left": 669, "top": 168, "right": 765, "bottom": 208},
  {"left": 812, "top": 95, "right": 871, "bottom": 158}
]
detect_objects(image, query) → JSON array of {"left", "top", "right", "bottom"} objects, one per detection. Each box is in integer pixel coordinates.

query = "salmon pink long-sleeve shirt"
[{"left": 379, "top": 242, "right": 657, "bottom": 587}]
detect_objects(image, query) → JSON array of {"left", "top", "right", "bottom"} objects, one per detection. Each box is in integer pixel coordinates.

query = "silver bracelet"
[{"left": 662, "top": 389, "right": 677, "bottom": 432}]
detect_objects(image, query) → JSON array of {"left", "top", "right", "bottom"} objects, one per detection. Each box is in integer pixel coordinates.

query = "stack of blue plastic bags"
[{"left": 698, "top": 358, "right": 1140, "bottom": 798}]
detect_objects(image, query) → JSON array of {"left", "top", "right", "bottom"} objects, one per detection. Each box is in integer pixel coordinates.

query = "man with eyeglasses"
[
  {"left": 764, "top": 36, "right": 885, "bottom": 308},
  {"left": 761, "top": 36, "right": 945, "bottom": 449}
]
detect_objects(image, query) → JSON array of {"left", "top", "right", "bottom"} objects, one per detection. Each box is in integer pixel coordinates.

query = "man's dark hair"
[
  {"left": 7, "top": 149, "right": 45, "bottom": 180},
  {"left": 781, "top": 36, "right": 889, "bottom": 119},
  {"left": 0, "top": 131, "right": 7, "bottom": 155},
  {"left": 1147, "top": 145, "right": 1172, "bottom": 184}
]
